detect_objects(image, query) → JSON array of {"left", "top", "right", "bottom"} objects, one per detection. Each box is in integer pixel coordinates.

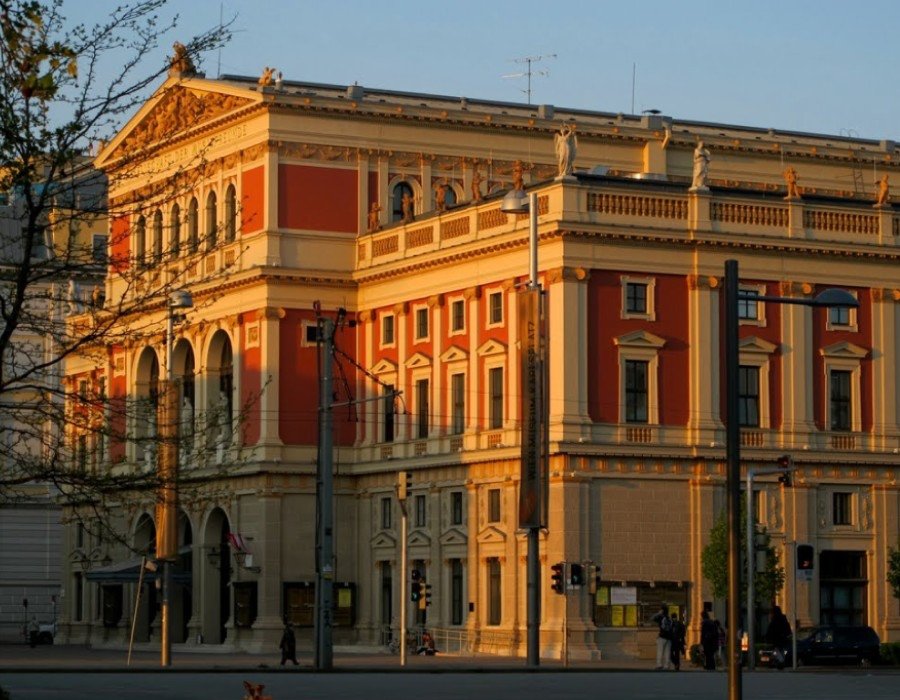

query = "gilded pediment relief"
[
  {"left": 110, "top": 86, "right": 253, "bottom": 158},
  {"left": 405, "top": 352, "right": 432, "bottom": 369},
  {"left": 439, "top": 527, "right": 467, "bottom": 546},
  {"left": 371, "top": 531, "right": 397, "bottom": 549},
  {"left": 739, "top": 336, "right": 778, "bottom": 355},
  {"left": 408, "top": 530, "right": 432, "bottom": 547},
  {"left": 476, "top": 339, "right": 507, "bottom": 357},
  {"left": 371, "top": 358, "right": 398, "bottom": 375},
  {"left": 820, "top": 341, "right": 868, "bottom": 359},
  {"left": 440, "top": 345, "right": 468, "bottom": 363},
  {"left": 476, "top": 525, "right": 507, "bottom": 544},
  {"left": 614, "top": 329, "right": 666, "bottom": 349}
]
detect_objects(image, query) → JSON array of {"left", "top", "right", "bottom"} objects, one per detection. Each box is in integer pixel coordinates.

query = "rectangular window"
[
  {"left": 451, "top": 373, "right": 465, "bottom": 435},
  {"left": 624, "top": 359, "right": 648, "bottom": 423},
  {"left": 383, "top": 384, "right": 395, "bottom": 443},
  {"left": 829, "top": 306, "right": 851, "bottom": 327},
  {"left": 488, "top": 488, "right": 501, "bottom": 523},
  {"left": 738, "top": 290, "right": 759, "bottom": 320},
  {"left": 380, "top": 562, "right": 392, "bottom": 626},
  {"left": 451, "top": 299, "right": 465, "bottom": 332},
  {"left": 592, "top": 581, "right": 688, "bottom": 628},
  {"left": 415, "top": 494, "right": 426, "bottom": 527},
  {"left": 381, "top": 497, "right": 392, "bottom": 530},
  {"left": 625, "top": 282, "right": 647, "bottom": 314},
  {"left": 738, "top": 365, "right": 760, "bottom": 427},
  {"left": 488, "top": 367, "right": 503, "bottom": 429},
  {"left": 92, "top": 234, "right": 108, "bottom": 264},
  {"left": 74, "top": 572, "right": 83, "bottom": 622},
  {"left": 381, "top": 314, "right": 395, "bottom": 345},
  {"left": 487, "top": 558, "right": 501, "bottom": 625},
  {"left": 830, "top": 370, "right": 851, "bottom": 431},
  {"left": 752, "top": 489, "right": 763, "bottom": 525},
  {"left": 415, "top": 307, "right": 429, "bottom": 340},
  {"left": 416, "top": 378, "right": 429, "bottom": 439},
  {"left": 488, "top": 291, "right": 503, "bottom": 325},
  {"left": 451, "top": 491, "right": 463, "bottom": 525},
  {"left": 833, "top": 492, "right": 852, "bottom": 526},
  {"left": 450, "top": 559, "right": 464, "bottom": 625}
]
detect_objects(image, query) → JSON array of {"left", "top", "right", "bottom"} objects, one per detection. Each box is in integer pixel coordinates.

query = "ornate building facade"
[{"left": 60, "top": 68, "right": 900, "bottom": 659}]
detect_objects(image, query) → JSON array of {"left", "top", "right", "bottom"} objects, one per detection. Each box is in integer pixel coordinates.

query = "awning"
[{"left": 86, "top": 551, "right": 192, "bottom": 584}]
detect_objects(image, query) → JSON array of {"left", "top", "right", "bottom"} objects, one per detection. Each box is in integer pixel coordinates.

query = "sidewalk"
[{"left": 0, "top": 643, "right": 674, "bottom": 673}]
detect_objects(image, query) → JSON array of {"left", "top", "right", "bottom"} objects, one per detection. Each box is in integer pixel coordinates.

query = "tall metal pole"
[
  {"left": 525, "top": 191, "right": 541, "bottom": 667},
  {"left": 746, "top": 470, "right": 755, "bottom": 670},
  {"left": 725, "top": 260, "right": 742, "bottom": 700},
  {"left": 791, "top": 541, "right": 798, "bottom": 670},
  {"left": 399, "top": 505, "right": 408, "bottom": 665},
  {"left": 159, "top": 307, "right": 175, "bottom": 667},
  {"left": 314, "top": 316, "right": 335, "bottom": 670}
]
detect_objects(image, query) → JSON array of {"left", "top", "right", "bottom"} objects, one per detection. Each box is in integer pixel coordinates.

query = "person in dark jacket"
[
  {"left": 279, "top": 620, "right": 298, "bottom": 666},
  {"left": 669, "top": 613, "right": 686, "bottom": 671},
  {"left": 765, "top": 605, "right": 792, "bottom": 669},
  {"left": 700, "top": 611, "right": 719, "bottom": 671}
]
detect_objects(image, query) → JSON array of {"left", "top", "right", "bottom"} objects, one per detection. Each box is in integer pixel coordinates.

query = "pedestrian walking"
[
  {"left": 279, "top": 620, "right": 298, "bottom": 666},
  {"left": 765, "top": 605, "right": 792, "bottom": 670},
  {"left": 669, "top": 612, "right": 686, "bottom": 671},
  {"left": 651, "top": 605, "right": 672, "bottom": 670},
  {"left": 27, "top": 617, "right": 39, "bottom": 648},
  {"left": 700, "top": 611, "right": 719, "bottom": 671}
]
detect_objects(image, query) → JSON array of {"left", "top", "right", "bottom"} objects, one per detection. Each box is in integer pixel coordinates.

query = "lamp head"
[
  {"left": 500, "top": 188, "right": 529, "bottom": 214},
  {"left": 168, "top": 290, "right": 194, "bottom": 310},
  {"left": 812, "top": 288, "right": 858, "bottom": 309}
]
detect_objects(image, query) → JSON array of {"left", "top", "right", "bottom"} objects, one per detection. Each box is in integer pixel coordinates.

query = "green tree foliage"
[
  {"left": 701, "top": 497, "right": 786, "bottom": 605},
  {"left": 888, "top": 545, "right": 900, "bottom": 602}
]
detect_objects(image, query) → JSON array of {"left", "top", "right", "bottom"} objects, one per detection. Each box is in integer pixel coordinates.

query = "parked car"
[
  {"left": 36, "top": 622, "right": 55, "bottom": 644},
  {"left": 759, "top": 625, "right": 881, "bottom": 668}
]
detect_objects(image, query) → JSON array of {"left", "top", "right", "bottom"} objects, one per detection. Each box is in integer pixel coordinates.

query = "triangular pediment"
[
  {"left": 440, "top": 345, "right": 469, "bottom": 363},
  {"left": 408, "top": 530, "right": 432, "bottom": 548},
  {"left": 614, "top": 329, "right": 666, "bottom": 349},
  {"left": 371, "top": 531, "right": 397, "bottom": 549},
  {"left": 477, "top": 339, "right": 507, "bottom": 357},
  {"left": 439, "top": 527, "right": 468, "bottom": 546},
  {"left": 820, "top": 341, "right": 868, "bottom": 359},
  {"left": 97, "top": 79, "right": 256, "bottom": 166},
  {"left": 739, "top": 336, "right": 778, "bottom": 355},
  {"left": 476, "top": 525, "right": 507, "bottom": 544},
  {"left": 371, "top": 358, "right": 398, "bottom": 375},
  {"left": 406, "top": 352, "right": 433, "bottom": 369}
]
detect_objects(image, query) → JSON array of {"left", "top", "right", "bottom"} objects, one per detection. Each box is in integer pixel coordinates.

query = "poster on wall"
[{"left": 610, "top": 586, "right": 638, "bottom": 605}]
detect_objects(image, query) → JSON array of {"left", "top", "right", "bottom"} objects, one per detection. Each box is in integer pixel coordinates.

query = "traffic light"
[
  {"left": 797, "top": 544, "right": 815, "bottom": 571},
  {"left": 777, "top": 454, "right": 793, "bottom": 486},
  {"left": 398, "top": 471, "right": 412, "bottom": 501},
  {"left": 411, "top": 568, "right": 422, "bottom": 601},
  {"left": 424, "top": 580, "right": 432, "bottom": 608},
  {"left": 569, "top": 563, "right": 584, "bottom": 587},
  {"left": 550, "top": 562, "right": 565, "bottom": 595}
]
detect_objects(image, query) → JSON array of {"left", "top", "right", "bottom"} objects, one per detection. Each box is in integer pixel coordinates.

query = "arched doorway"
[
  {"left": 132, "top": 513, "right": 157, "bottom": 642},
  {"left": 205, "top": 331, "right": 234, "bottom": 454},
  {"left": 134, "top": 347, "right": 160, "bottom": 468},
  {"left": 172, "top": 339, "right": 196, "bottom": 466},
  {"left": 175, "top": 511, "right": 193, "bottom": 643},
  {"left": 202, "top": 508, "right": 232, "bottom": 644}
]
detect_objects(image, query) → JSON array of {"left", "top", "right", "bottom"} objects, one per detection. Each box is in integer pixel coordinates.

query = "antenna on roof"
[
  {"left": 502, "top": 53, "right": 556, "bottom": 105},
  {"left": 216, "top": 3, "right": 224, "bottom": 78}
]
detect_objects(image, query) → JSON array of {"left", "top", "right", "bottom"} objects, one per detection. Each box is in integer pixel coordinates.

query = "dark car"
[{"left": 758, "top": 625, "right": 881, "bottom": 668}]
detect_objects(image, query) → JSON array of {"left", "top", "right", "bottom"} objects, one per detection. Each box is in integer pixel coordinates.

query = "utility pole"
[
  {"left": 314, "top": 313, "right": 335, "bottom": 670},
  {"left": 397, "top": 472, "right": 409, "bottom": 665}
]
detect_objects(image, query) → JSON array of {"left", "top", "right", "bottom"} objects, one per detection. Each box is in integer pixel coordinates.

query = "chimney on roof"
[
  {"left": 538, "top": 104, "right": 554, "bottom": 120},
  {"left": 346, "top": 84, "right": 364, "bottom": 100}
]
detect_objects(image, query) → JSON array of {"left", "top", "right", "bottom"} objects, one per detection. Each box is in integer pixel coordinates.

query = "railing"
[{"left": 429, "top": 627, "right": 475, "bottom": 656}]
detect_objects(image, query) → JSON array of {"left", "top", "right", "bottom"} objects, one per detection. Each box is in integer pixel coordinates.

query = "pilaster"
[
  {"left": 258, "top": 307, "right": 284, "bottom": 451},
  {"left": 687, "top": 274, "right": 722, "bottom": 444},
  {"left": 246, "top": 493, "right": 284, "bottom": 652},
  {"left": 871, "top": 289, "right": 899, "bottom": 448},
  {"left": 263, "top": 143, "right": 280, "bottom": 265},
  {"left": 357, "top": 152, "right": 369, "bottom": 236},
  {"left": 780, "top": 282, "right": 817, "bottom": 447}
]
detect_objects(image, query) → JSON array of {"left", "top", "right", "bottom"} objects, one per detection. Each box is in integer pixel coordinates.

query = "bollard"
[{"left": 242, "top": 681, "right": 273, "bottom": 700}]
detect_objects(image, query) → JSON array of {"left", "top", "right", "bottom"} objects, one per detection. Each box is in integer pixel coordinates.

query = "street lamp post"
[
  {"left": 724, "top": 259, "right": 857, "bottom": 699},
  {"left": 501, "top": 187, "right": 545, "bottom": 668},
  {"left": 158, "top": 290, "right": 193, "bottom": 667}
]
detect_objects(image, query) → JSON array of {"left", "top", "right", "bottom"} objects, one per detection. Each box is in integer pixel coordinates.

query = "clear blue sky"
[{"left": 65, "top": 0, "right": 900, "bottom": 141}]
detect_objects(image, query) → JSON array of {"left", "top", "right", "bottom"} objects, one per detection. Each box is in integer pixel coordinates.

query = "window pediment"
[
  {"left": 439, "top": 527, "right": 468, "bottom": 546},
  {"left": 476, "top": 525, "right": 507, "bottom": 544},
  {"left": 408, "top": 530, "right": 432, "bottom": 547},
  {"left": 820, "top": 341, "right": 867, "bottom": 359},
  {"left": 405, "top": 352, "right": 433, "bottom": 369},
  {"left": 614, "top": 329, "right": 666, "bottom": 349},
  {"left": 371, "top": 358, "right": 398, "bottom": 375},
  {"left": 739, "top": 336, "right": 778, "bottom": 355},
  {"left": 371, "top": 531, "right": 397, "bottom": 549},
  {"left": 440, "top": 345, "right": 469, "bottom": 363},
  {"left": 477, "top": 339, "right": 507, "bottom": 357}
]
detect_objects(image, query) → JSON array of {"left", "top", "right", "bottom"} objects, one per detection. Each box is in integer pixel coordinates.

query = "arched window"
[
  {"left": 169, "top": 203, "right": 181, "bottom": 258},
  {"left": 134, "top": 215, "right": 146, "bottom": 267},
  {"left": 152, "top": 210, "right": 163, "bottom": 262},
  {"left": 206, "top": 191, "right": 218, "bottom": 248},
  {"left": 224, "top": 184, "right": 237, "bottom": 242},
  {"left": 219, "top": 341, "right": 233, "bottom": 426},
  {"left": 391, "top": 181, "right": 414, "bottom": 222},
  {"left": 187, "top": 197, "right": 199, "bottom": 253},
  {"left": 444, "top": 186, "right": 458, "bottom": 208}
]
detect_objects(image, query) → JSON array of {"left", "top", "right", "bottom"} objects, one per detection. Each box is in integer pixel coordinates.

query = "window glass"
[
  {"left": 381, "top": 497, "right": 391, "bottom": 529},
  {"left": 738, "top": 290, "right": 759, "bottom": 320},
  {"left": 624, "top": 359, "right": 648, "bottom": 423},
  {"left": 488, "top": 488, "right": 501, "bottom": 522},
  {"left": 489, "top": 367, "right": 503, "bottom": 429},
  {"left": 451, "top": 491, "right": 463, "bottom": 525},
  {"left": 487, "top": 558, "right": 501, "bottom": 625},
  {"left": 416, "top": 378, "right": 429, "bottom": 439},
  {"left": 451, "top": 299, "right": 465, "bottom": 332},
  {"left": 625, "top": 282, "right": 647, "bottom": 314},
  {"left": 382, "top": 315, "right": 394, "bottom": 345},
  {"left": 738, "top": 365, "right": 760, "bottom": 427},
  {"left": 383, "top": 384, "right": 394, "bottom": 443},
  {"left": 829, "top": 306, "right": 850, "bottom": 326},
  {"left": 489, "top": 292, "right": 503, "bottom": 324},
  {"left": 451, "top": 373, "right": 465, "bottom": 435},
  {"left": 415, "top": 494, "right": 426, "bottom": 527},
  {"left": 415, "top": 308, "right": 429, "bottom": 339},
  {"left": 833, "top": 492, "right": 852, "bottom": 525},
  {"left": 391, "top": 182, "right": 413, "bottom": 222},
  {"left": 829, "top": 370, "right": 851, "bottom": 431}
]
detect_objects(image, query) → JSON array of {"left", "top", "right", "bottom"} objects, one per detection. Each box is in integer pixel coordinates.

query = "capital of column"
[{"left": 545, "top": 266, "right": 589, "bottom": 285}]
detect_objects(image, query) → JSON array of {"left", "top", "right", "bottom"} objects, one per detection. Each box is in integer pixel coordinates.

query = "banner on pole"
[{"left": 518, "top": 288, "right": 547, "bottom": 528}]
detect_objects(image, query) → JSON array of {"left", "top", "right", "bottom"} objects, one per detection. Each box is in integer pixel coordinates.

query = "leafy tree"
[
  {"left": 0, "top": 0, "right": 231, "bottom": 541},
  {"left": 701, "top": 497, "right": 786, "bottom": 606},
  {"left": 888, "top": 545, "right": 900, "bottom": 602}
]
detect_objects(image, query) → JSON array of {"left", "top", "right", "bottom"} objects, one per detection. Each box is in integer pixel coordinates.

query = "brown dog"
[{"left": 243, "top": 681, "right": 273, "bottom": 700}]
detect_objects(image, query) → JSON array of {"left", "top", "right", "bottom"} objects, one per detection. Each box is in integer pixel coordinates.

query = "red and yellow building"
[{"left": 60, "top": 66, "right": 900, "bottom": 659}]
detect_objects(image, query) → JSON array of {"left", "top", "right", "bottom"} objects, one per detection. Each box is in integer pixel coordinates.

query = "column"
[
  {"left": 687, "top": 274, "right": 722, "bottom": 445},
  {"left": 395, "top": 303, "right": 409, "bottom": 442},
  {"left": 428, "top": 295, "right": 443, "bottom": 439},
  {"left": 870, "top": 290, "right": 898, "bottom": 449},
  {"left": 464, "top": 287, "right": 480, "bottom": 443},
  {"left": 779, "top": 282, "right": 817, "bottom": 449},
  {"left": 249, "top": 493, "right": 284, "bottom": 652},
  {"left": 545, "top": 267, "right": 591, "bottom": 442},
  {"left": 875, "top": 484, "right": 900, "bottom": 639},
  {"left": 257, "top": 308, "right": 284, "bottom": 454},
  {"left": 465, "top": 481, "right": 479, "bottom": 636},
  {"left": 263, "top": 143, "right": 280, "bottom": 265},
  {"left": 377, "top": 157, "right": 389, "bottom": 227}
]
